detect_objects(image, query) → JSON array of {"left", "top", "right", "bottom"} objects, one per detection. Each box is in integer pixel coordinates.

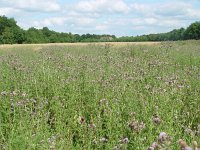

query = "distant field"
[
  {"left": 0, "top": 40, "right": 199, "bottom": 149},
  {"left": 0, "top": 41, "right": 160, "bottom": 47}
]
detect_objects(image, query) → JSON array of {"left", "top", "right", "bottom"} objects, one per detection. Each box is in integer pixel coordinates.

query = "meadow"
[{"left": 0, "top": 41, "right": 199, "bottom": 150}]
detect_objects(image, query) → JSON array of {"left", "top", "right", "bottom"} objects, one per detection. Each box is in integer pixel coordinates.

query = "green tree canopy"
[
  {"left": 184, "top": 22, "right": 200, "bottom": 40},
  {"left": 0, "top": 15, "right": 200, "bottom": 44}
]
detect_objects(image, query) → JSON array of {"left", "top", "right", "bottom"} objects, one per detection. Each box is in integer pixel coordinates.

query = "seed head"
[
  {"left": 92, "top": 139, "right": 97, "bottom": 145},
  {"left": 1, "top": 91, "right": 7, "bottom": 96},
  {"left": 193, "top": 141, "right": 198, "bottom": 150},
  {"left": 119, "top": 137, "right": 129, "bottom": 144},
  {"left": 151, "top": 142, "right": 159, "bottom": 149},
  {"left": 129, "top": 112, "right": 136, "bottom": 117},
  {"left": 50, "top": 142, "right": 55, "bottom": 150},
  {"left": 88, "top": 123, "right": 96, "bottom": 129},
  {"left": 158, "top": 132, "right": 169, "bottom": 143},
  {"left": 128, "top": 121, "right": 145, "bottom": 132},
  {"left": 179, "top": 139, "right": 187, "bottom": 149},
  {"left": 78, "top": 116, "right": 85, "bottom": 124},
  {"left": 99, "top": 99, "right": 108, "bottom": 105},
  {"left": 147, "top": 147, "right": 154, "bottom": 150},
  {"left": 185, "top": 146, "right": 192, "bottom": 150},
  {"left": 152, "top": 115, "right": 162, "bottom": 125},
  {"left": 114, "top": 145, "right": 119, "bottom": 150},
  {"left": 100, "top": 137, "right": 108, "bottom": 143}
]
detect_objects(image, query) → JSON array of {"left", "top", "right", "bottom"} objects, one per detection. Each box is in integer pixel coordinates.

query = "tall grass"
[{"left": 0, "top": 41, "right": 199, "bottom": 149}]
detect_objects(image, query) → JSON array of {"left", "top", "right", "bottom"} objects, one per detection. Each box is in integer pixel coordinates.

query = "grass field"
[{"left": 0, "top": 41, "right": 199, "bottom": 149}]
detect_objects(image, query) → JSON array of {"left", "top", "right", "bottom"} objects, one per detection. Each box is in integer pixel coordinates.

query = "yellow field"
[{"left": 0, "top": 42, "right": 160, "bottom": 48}]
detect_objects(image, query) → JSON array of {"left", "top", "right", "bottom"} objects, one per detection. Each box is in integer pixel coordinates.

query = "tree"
[
  {"left": 42, "top": 27, "right": 52, "bottom": 37},
  {"left": 2, "top": 27, "right": 15, "bottom": 44},
  {"left": 0, "top": 16, "right": 26, "bottom": 44},
  {"left": 0, "top": 16, "right": 17, "bottom": 34},
  {"left": 25, "top": 27, "right": 48, "bottom": 43},
  {"left": 184, "top": 22, "right": 200, "bottom": 40},
  {"left": 49, "top": 34, "right": 58, "bottom": 43}
]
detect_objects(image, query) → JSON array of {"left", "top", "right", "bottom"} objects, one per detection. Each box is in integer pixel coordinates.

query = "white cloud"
[
  {"left": 32, "top": 16, "right": 96, "bottom": 30},
  {"left": 74, "top": 18, "right": 95, "bottom": 26},
  {"left": 96, "top": 25, "right": 108, "bottom": 31},
  {"left": 129, "top": 1, "right": 200, "bottom": 20},
  {"left": 0, "top": 7, "right": 21, "bottom": 16},
  {"left": 33, "top": 17, "right": 66, "bottom": 27},
  {"left": 0, "top": 0, "right": 61, "bottom": 12},
  {"left": 153, "top": 2, "right": 200, "bottom": 19},
  {"left": 75, "top": 0, "right": 130, "bottom": 13}
]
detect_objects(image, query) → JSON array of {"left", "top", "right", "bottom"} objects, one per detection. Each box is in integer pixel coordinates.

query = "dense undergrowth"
[{"left": 0, "top": 41, "right": 199, "bottom": 149}]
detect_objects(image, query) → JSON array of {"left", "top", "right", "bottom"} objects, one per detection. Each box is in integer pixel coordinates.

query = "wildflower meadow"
[{"left": 0, "top": 41, "right": 199, "bottom": 149}]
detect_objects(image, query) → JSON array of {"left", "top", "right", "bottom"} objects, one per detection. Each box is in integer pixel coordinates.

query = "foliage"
[
  {"left": 0, "top": 41, "right": 199, "bottom": 149},
  {"left": 184, "top": 22, "right": 200, "bottom": 40},
  {"left": 25, "top": 27, "right": 48, "bottom": 43},
  {"left": 0, "top": 15, "right": 200, "bottom": 44},
  {"left": 117, "top": 28, "right": 186, "bottom": 42},
  {"left": 0, "top": 16, "right": 25, "bottom": 44}
]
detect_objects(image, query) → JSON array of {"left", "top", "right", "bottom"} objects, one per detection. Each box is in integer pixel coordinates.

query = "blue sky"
[{"left": 0, "top": 0, "right": 200, "bottom": 36}]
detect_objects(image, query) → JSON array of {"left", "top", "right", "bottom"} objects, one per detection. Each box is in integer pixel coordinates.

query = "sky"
[{"left": 0, "top": 0, "right": 200, "bottom": 36}]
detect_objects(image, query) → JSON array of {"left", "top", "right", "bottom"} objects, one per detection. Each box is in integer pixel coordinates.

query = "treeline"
[
  {"left": 0, "top": 16, "right": 116, "bottom": 44},
  {"left": 116, "top": 25, "right": 200, "bottom": 42},
  {"left": 0, "top": 15, "right": 200, "bottom": 44}
]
